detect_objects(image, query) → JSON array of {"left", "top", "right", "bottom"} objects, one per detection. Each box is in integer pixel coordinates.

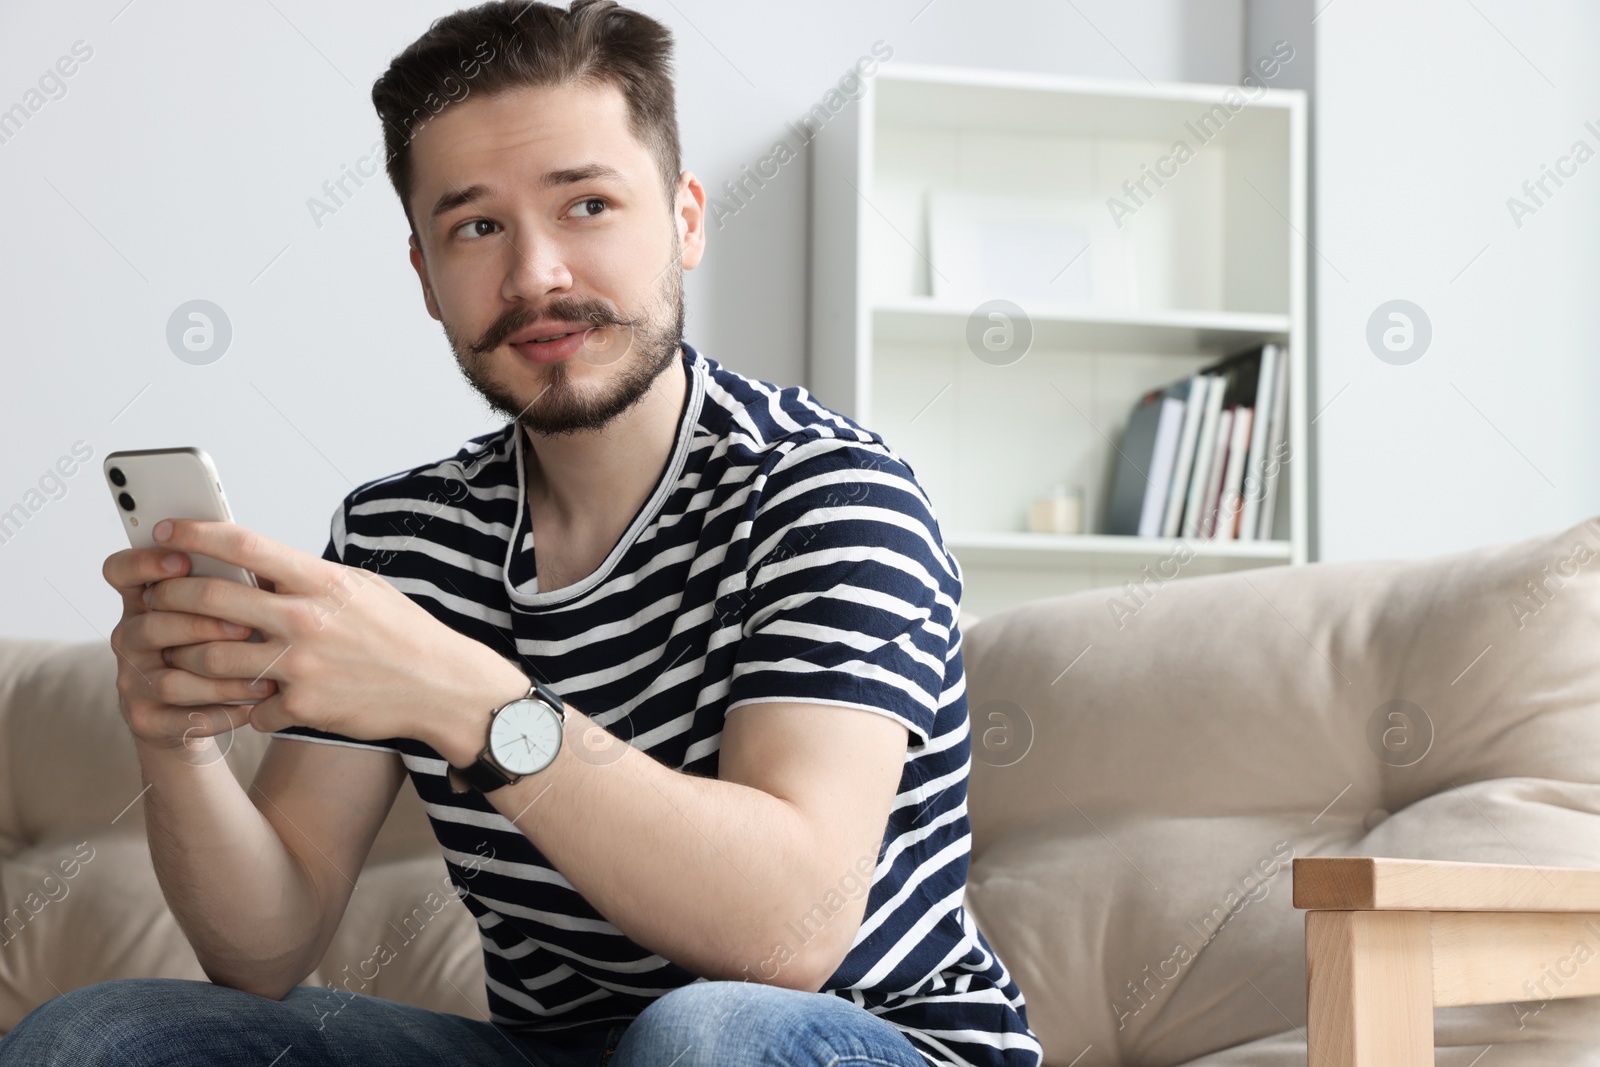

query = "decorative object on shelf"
[
  {"left": 925, "top": 191, "right": 1137, "bottom": 310},
  {"left": 1028, "top": 484, "right": 1084, "bottom": 535}
]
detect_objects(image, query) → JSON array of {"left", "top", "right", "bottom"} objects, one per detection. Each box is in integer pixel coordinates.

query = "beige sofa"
[{"left": 6, "top": 515, "right": 1600, "bottom": 1064}]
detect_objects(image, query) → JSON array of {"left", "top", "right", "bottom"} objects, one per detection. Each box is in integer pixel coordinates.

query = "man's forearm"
[
  {"left": 431, "top": 703, "right": 863, "bottom": 989},
  {"left": 130, "top": 519, "right": 872, "bottom": 987},
  {"left": 136, "top": 737, "right": 326, "bottom": 997}
]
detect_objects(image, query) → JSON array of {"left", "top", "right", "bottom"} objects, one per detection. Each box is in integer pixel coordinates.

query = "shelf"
[
  {"left": 873, "top": 298, "right": 1289, "bottom": 356},
  {"left": 809, "top": 65, "right": 1309, "bottom": 614},
  {"left": 876, "top": 63, "right": 1300, "bottom": 143},
  {"left": 945, "top": 531, "right": 1294, "bottom": 571}
]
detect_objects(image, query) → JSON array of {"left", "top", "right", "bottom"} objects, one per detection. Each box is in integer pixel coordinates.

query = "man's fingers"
[
  {"left": 126, "top": 610, "right": 254, "bottom": 654},
  {"left": 104, "top": 547, "right": 192, "bottom": 591},
  {"left": 103, "top": 547, "right": 192, "bottom": 615},
  {"left": 164, "top": 638, "right": 282, "bottom": 683},
  {"left": 141, "top": 576, "right": 278, "bottom": 632},
  {"left": 243, "top": 692, "right": 291, "bottom": 735},
  {"left": 150, "top": 519, "right": 327, "bottom": 593},
  {"left": 173, "top": 704, "right": 253, "bottom": 743},
  {"left": 145, "top": 666, "right": 275, "bottom": 707}
]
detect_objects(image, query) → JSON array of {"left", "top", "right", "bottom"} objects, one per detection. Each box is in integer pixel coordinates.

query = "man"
[{"left": 0, "top": 2, "right": 1040, "bottom": 1065}]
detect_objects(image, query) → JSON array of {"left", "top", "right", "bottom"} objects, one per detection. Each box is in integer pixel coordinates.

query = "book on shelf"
[
  {"left": 1198, "top": 406, "right": 1233, "bottom": 538},
  {"left": 1103, "top": 386, "right": 1184, "bottom": 537},
  {"left": 1254, "top": 343, "right": 1291, "bottom": 540},
  {"left": 1237, "top": 344, "right": 1278, "bottom": 541},
  {"left": 1216, "top": 405, "right": 1253, "bottom": 540},
  {"left": 1103, "top": 343, "right": 1288, "bottom": 543},
  {"left": 1159, "top": 375, "right": 1208, "bottom": 539},
  {"left": 1137, "top": 397, "right": 1186, "bottom": 537},
  {"left": 1178, "top": 374, "right": 1226, "bottom": 539}
]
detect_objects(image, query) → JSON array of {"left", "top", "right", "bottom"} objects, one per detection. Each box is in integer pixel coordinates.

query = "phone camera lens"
[
  {"left": 108, "top": 467, "right": 126, "bottom": 487},
  {"left": 118, "top": 492, "right": 136, "bottom": 512}
]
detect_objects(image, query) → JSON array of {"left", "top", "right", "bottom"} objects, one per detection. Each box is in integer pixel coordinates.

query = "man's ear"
[
  {"left": 409, "top": 234, "right": 442, "bottom": 321},
  {"left": 675, "top": 169, "right": 707, "bottom": 272}
]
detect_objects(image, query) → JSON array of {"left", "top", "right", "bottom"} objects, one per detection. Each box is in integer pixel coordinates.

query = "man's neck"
[{"left": 520, "top": 350, "right": 689, "bottom": 562}]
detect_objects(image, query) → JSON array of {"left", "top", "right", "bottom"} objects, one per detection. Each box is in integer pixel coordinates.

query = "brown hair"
[{"left": 371, "top": 0, "right": 682, "bottom": 235}]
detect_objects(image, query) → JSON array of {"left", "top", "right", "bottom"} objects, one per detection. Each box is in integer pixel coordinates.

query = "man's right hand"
[{"left": 102, "top": 547, "right": 279, "bottom": 751}]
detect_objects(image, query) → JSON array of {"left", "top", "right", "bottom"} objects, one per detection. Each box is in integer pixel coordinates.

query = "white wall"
[
  {"left": 0, "top": 0, "right": 1241, "bottom": 641},
  {"left": 1313, "top": 0, "right": 1600, "bottom": 561}
]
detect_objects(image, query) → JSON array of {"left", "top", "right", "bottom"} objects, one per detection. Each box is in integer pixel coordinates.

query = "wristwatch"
[{"left": 446, "top": 678, "right": 566, "bottom": 794}]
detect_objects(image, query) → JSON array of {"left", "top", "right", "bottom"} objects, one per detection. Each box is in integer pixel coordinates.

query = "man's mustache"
[{"left": 472, "top": 304, "right": 628, "bottom": 356}]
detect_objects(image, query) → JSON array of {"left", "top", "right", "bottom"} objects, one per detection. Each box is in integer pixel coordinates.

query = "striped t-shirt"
[{"left": 274, "top": 342, "right": 1042, "bottom": 1067}]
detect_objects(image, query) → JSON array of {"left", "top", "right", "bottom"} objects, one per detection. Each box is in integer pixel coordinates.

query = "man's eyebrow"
[
  {"left": 430, "top": 184, "right": 490, "bottom": 221},
  {"left": 428, "top": 163, "right": 628, "bottom": 221},
  {"left": 539, "top": 162, "right": 627, "bottom": 189}
]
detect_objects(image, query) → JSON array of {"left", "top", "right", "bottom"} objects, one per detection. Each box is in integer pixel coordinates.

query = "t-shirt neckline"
[{"left": 501, "top": 344, "right": 707, "bottom": 610}]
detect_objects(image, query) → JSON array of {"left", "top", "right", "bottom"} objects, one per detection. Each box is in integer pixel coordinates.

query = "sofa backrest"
[{"left": 959, "top": 514, "right": 1600, "bottom": 1065}]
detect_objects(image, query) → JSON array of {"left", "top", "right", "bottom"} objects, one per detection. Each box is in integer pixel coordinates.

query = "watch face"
[{"left": 489, "top": 698, "right": 563, "bottom": 775}]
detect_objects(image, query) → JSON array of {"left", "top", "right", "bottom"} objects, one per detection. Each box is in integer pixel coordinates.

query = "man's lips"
[
  {"left": 507, "top": 323, "right": 600, "bottom": 364},
  {"left": 506, "top": 321, "right": 595, "bottom": 346}
]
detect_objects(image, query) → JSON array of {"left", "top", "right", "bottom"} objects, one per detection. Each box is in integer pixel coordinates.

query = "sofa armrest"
[
  {"left": 1295, "top": 856, "right": 1600, "bottom": 1065},
  {"left": 1293, "top": 856, "right": 1600, "bottom": 911}
]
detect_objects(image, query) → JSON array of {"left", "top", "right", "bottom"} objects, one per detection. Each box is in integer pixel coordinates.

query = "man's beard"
[{"left": 444, "top": 248, "right": 686, "bottom": 436}]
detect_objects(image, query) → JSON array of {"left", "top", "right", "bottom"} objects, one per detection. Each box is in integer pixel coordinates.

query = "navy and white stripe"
[{"left": 275, "top": 343, "right": 1042, "bottom": 1067}]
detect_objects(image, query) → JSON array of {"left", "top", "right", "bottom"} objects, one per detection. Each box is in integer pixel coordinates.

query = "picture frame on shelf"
[{"left": 925, "top": 190, "right": 1139, "bottom": 311}]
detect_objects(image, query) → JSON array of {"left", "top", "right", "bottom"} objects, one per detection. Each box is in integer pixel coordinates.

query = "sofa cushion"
[
  {"left": 315, "top": 852, "right": 488, "bottom": 1019},
  {"left": 0, "top": 834, "right": 208, "bottom": 1024},
  {"left": 0, "top": 639, "right": 470, "bottom": 1032},
  {"left": 1180, "top": 996, "right": 1600, "bottom": 1067},
  {"left": 960, "top": 514, "right": 1600, "bottom": 1066},
  {"left": 0, "top": 833, "right": 486, "bottom": 1031}
]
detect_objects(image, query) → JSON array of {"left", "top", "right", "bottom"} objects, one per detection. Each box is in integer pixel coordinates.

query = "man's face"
[{"left": 406, "top": 81, "right": 703, "bottom": 435}]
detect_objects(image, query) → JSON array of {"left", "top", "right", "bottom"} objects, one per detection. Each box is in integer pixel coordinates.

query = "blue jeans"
[{"left": 0, "top": 976, "right": 931, "bottom": 1066}]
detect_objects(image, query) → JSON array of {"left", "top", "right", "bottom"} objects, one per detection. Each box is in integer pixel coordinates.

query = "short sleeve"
[
  {"left": 271, "top": 498, "right": 403, "bottom": 755},
  {"left": 723, "top": 437, "right": 961, "bottom": 747}
]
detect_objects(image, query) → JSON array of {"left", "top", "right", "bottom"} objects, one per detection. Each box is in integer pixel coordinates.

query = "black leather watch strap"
[
  {"left": 530, "top": 676, "right": 565, "bottom": 716},
  {"left": 452, "top": 755, "right": 518, "bottom": 793}
]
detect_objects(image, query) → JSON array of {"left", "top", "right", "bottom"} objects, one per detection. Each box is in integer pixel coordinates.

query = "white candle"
[{"left": 1029, "top": 487, "right": 1083, "bottom": 535}]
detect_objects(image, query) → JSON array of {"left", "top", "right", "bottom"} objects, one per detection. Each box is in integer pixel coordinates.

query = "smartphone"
[
  {"left": 106, "top": 448, "right": 265, "bottom": 705},
  {"left": 105, "top": 448, "right": 258, "bottom": 587}
]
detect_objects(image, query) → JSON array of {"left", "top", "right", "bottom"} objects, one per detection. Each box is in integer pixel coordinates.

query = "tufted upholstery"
[{"left": 5, "top": 515, "right": 1600, "bottom": 1064}]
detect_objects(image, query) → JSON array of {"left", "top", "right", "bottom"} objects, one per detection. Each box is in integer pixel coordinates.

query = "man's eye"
[
  {"left": 571, "top": 197, "right": 607, "bottom": 218},
  {"left": 454, "top": 219, "right": 498, "bottom": 240}
]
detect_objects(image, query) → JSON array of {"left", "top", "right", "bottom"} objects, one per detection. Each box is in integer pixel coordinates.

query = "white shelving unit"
[{"left": 808, "top": 63, "right": 1309, "bottom": 617}]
